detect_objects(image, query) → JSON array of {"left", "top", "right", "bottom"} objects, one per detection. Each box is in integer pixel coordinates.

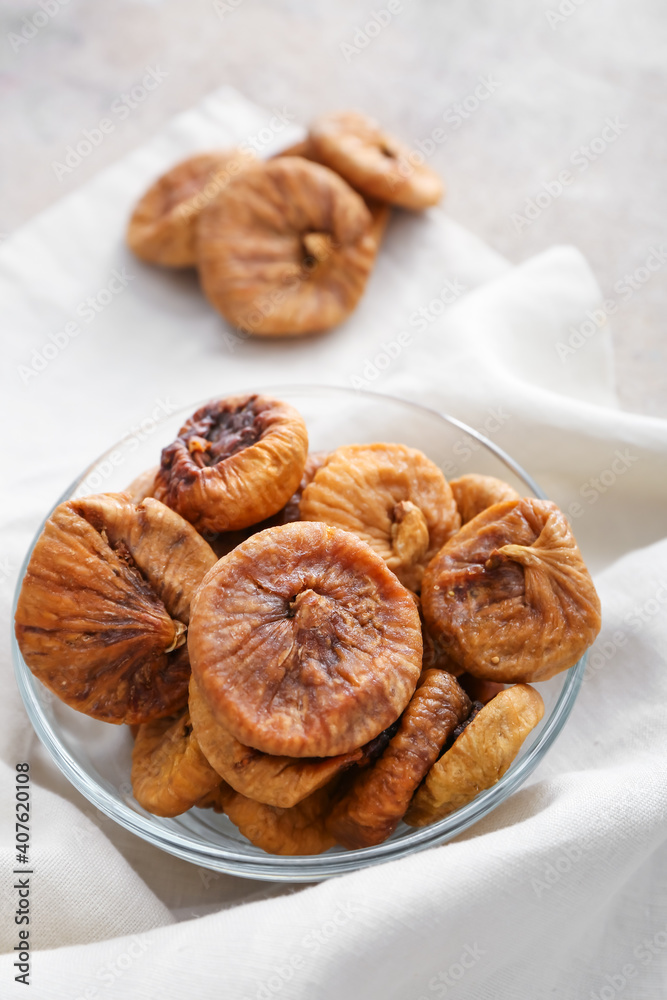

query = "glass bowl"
[{"left": 12, "top": 385, "right": 586, "bottom": 882}]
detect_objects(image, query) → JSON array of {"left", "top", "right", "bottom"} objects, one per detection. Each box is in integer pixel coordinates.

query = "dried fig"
[
  {"left": 189, "top": 676, "right": 362, "bottom": 808},
  {"left": 196, "top": 156, "right": 378, "bottom": 335},
  {"left": 309, "top": 111, "right": 443, "bottom": 210},
  {"left": 458, "top": 673, "right": 505, "bottom": 705},
  {"left": 450, "top": 474, "right": 520, "bottom": 525},
  {"left": 154, "top": 394, "right": 308, "bottom": 533},
  {"left": 405, "top": 684, "right": 544, "bottom": 826},
  {"left": 299, "top": 443, "right": 460, "bottom": 591},
  {"left": 14, "top": 493, "right": 216, "bottom": 723},
  {"left": 188, "top": 521, "right": 423, "bottom": 758},
  {"left": 421, "top": 498, "right": 602, "bottom": 682},
  {"left": 131, "top": 709, "right": 221, "bottom": 817},
  {"left": 124, "top": 466, "right": 158, "bottom": 505},
  {"left": 327, "top": 670, "right": 470, "bottom": 849},
  {"left": 208, "top": 783, "right": 337, "bottom": 856},
  {"left": 127, "top": 150, "right": 253, "bottom": 267}
]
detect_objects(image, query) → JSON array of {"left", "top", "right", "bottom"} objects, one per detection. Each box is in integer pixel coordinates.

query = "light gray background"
[{"left": 1, "top": 0, "right": 665, "bottom": 415}]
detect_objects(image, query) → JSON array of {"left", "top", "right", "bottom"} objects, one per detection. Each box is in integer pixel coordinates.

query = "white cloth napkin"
[{"left": 2, "top": 87, "right": 666, "bottom": 1000}]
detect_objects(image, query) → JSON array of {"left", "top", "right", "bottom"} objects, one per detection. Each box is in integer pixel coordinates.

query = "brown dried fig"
[
  {"left": 299, "top": 443, "right": 460, "bottom": 591},
  {"left": 207, "top": 783, "right": 337, "bottom": 856},
  {"left": 309, "top": 111, "right": 443, "bottom": 210},
  {"left": 421, "top": 498, "right": 602, "bottom": 682},
  {"left": 196, "top": 157, "right": 378, "bottom": 335},
  {"left": 127, "top": 150, "right": 253, "bottom": 267},
  {"left": 405, "top": 684, "right": 544, "bottom": 826},
  {"left": 450, "top": 474, "right": 520, "bottom": 525},
  {"left": 131, "top": 709, "right": 221, "bottom": 817},
  {"left": 327, "top": 670, "right": 470, "bottom": 849},
  {"left": 189, "top": 676, "right": 361, "bottom": 808},
  {"left": 188, "top": 521, "right": 422, "bottom": 758},
  {"left": 153, "top": 394, "right": 308, "bottom": 533},
  {"left": 458, "top": 673, "right": 505, "bottom": 705},
  {"left": 14, "top": 493, "right": 217, "bottom": 723}
]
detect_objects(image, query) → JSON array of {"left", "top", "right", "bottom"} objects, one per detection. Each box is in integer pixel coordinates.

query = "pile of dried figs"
[
  {"left": 126, "top": 111, "right": 443, "bottom": 336},
  {"left": 14, "top": 393, "right": 602, "bottom": 856}
]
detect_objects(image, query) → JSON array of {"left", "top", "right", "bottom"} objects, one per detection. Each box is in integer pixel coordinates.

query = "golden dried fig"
[
  {"left": 131, "top": 709, "right": 221, "bottom": 817},
  {"left": 196, "top": 156, "right": 378, "bottom": 335},
  {"left": 188, "top": 521, "right": 423, "bottom": 758},
  {"left": 309, "top": 111, "right": 443, "bottom": 210},
  {"left": 421, "top": 498, "right": 602, "bottom": 682},
  {"left": 450, "top": 474, "right": 520, "bottom": 525},
  {"left": 299, "top": 443, "right": 460, "bottom": 591},
  {"left": 127, "top": 150, "right": 253, "bottom": 267},
  {"left": 14, "top": 493, "right": 217, "bottom": 723},
  {"left": 405, "top": 684, "right": 544, "bottom": 826},
  {"left": 327, "top": 670, "right": 470, "bottom": 849},
  {"left": 153, "top": 394, "right": 308, "bottom": 533},
  {"left": 124, "top": 466, "right": 158, "bottom": 505},
  {"left": 208, "top": 783, "right": 337, "bottom": 856},
  {"left": 189, "top": 676, "right": 361, "bottom": 808}
]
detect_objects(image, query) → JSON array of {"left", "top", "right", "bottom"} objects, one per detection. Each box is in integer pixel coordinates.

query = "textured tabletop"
[{"left": 1, "top": 0, "right": 665, "bottom": 416}]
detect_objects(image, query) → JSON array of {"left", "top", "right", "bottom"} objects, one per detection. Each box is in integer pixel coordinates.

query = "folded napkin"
[{"left": 1, "top": 87, "right": 666, "bottom": 1000}]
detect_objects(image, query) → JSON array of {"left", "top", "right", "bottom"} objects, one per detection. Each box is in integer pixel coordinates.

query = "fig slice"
[
  {"left": 196, "top": 156, "right": 379, "bottom": 336},
  {"left": 421, "top": 498, "right": 602, "bottom": 682},
  {"left": 127, "top": 149, "right": 254, "bottom": 267},
  {"left": 405, "top": 684, "right": 544, "bottom": 826},
  {"left": 154, "top": 393, "right": 308, "bottom": 534},
  {"left": 299, "top": 442, "right": 460, "bottom": 592},
  {"left": 131, "top": 708, "right": 221, "bottom": 817},
  {"left": 189, "top": 676, "right": 362, "bottom": 808},
  {"left": 327, "top": 669, "right": 471, "bottom": 849},
  {"left": 188, "top": 521, "right": 423, "bottom": 758},
  {"left": 449, "top": 474, "right": 521, "bottom": 525},
  {"left": 203, "top": 782, "right": 338, "bottom": 856},
  {"left": 308, "top": 110, "right": 443, "bottom": 210},
  {"left": 14, "top": 493, "right": 217, "bottom": 723}
]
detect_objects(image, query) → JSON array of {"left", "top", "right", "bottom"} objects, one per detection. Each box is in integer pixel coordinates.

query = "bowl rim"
[{"left": 12, "top": 383, "right": 587, "bottom": 881}]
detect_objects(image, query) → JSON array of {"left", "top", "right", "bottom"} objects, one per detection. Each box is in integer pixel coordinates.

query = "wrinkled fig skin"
[
  {"left": 127, "top": 149, "right": 254, "bottom": 267},
  {"left": 154, "top": 394, "right": 308, "bottom": 534},
  {"left": 405, "top": 684, "right": 545, "bottom": 826},
  {"left": 14, "top": 494, "right": 216, "bottom": 724},
  {"left": 77, "top": 493, "right": 217, "bottom": 624},
  {"left": 131, "top": 709, "right": 221, "bottom": 817},
  {"left": 421, "top": 498, "right": 602, "bottom": 682},
  {"left": 188, "top": 521, "right": 423, "bottom": 759},
  {"left": 299, "top": 442, "right": 460, "bottom": 592},
  {"left": 189, "top": 676, "right": 362, "bottom": 808},
  {"left": 203, "top": 782, "right": 338, "bottom": 856},
  {"left": 197, "top": 157, "right": 378, "bottom": 336},
  {"left": 309, "top": 111, "right": 444, "bottom": 211},
  {"left": 123, "top": 466, "right": 158, "bottom": 505},
  {"left": 450, "top": 474, "right": 521, "bottom": 526},
  {"left": 327, "top": 669, "right": 471, "bottom": 849}
]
